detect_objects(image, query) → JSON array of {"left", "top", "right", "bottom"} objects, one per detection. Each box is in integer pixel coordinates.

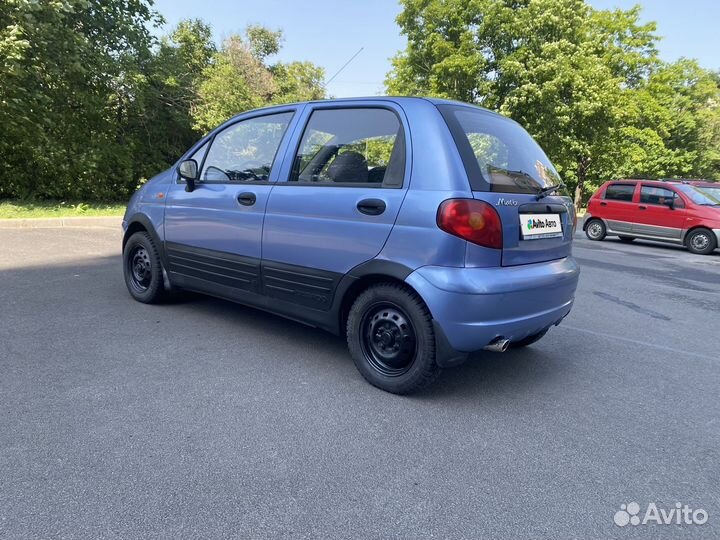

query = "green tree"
[
  {"left": 271, "top": 61, "right": 326, "bottom": 104},
  {"left": 127, "top": 19, "right": 215, "bottom": 180},
  {"left": 193, "top": 26, "right": 325, "bottom": 133},
  {"left": 0, "top": 0, "right": 160, "bottom": 200},
  {"left": 0, "top": 8, "right": 325, "bottom": 201},
  {"left": 386, "top": 0, "right": 719, "bottom": 205}
]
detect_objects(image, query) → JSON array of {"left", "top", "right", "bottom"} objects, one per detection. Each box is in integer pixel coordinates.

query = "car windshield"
[
  {"left": 678, "top": 185, "right": 720, "bottom": 205},
  {"left": 439, "top": 105, "right": 561, "bottom": 194}
]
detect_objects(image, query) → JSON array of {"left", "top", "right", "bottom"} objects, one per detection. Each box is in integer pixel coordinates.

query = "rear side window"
[
  {"left": 438, "top": 104, "right": 560, "bottom": 194},
  {"left": 290, "top": 108, "right": 406, "bottom": 186},
  {"left": 604, "top": 184, "right": 635, "bottom": 201}
]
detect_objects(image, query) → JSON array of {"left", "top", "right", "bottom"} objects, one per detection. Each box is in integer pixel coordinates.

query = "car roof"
[
  {"left": 605, "top": 179, "right": 715, "bottom": 187},
  {"left": 225, "top": 96, "right": 507, "bottom": 120}
]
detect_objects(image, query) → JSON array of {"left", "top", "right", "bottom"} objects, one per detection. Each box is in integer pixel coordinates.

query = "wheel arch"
[
  {"left": 334, "top": 259, "right": 421, "bottom": 335},
  {"left": 682, "top": 225, "right": 715, "bottom": 246},
  {"left": 122, "top": 214, "right": 163, "bottom": 252},
  {"left": 583, "top": 215, "right": 604, "bottom": 231}
]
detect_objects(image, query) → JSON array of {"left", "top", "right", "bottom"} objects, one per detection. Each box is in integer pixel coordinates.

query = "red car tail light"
[{"left": 436, "top": 199, "right": 503, "bottom": 249}]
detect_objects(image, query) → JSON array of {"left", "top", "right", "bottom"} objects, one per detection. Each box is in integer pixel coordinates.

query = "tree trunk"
[{"left": 574, "top": 157, "right": 590, "bottom": 211}]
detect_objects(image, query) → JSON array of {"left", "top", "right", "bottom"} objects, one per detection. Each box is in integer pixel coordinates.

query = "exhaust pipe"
[{"left": 483, "top": 337, "right": 510, "bottom": 353}]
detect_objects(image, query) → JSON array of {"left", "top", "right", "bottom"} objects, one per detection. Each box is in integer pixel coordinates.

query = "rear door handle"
[
  {"left": 237, "top": 192, "right": 256, "bottom": 206},
  {"left": 638, "top": 205, "right": 647, "bottom": 210},
  {"left": 357, "top": 198, "right": 386, "bottom": 216}
]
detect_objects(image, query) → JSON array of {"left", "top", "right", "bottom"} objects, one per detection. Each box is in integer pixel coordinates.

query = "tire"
[
  {"left": 123, "top": 231, "right": 167, "bottom": 303},
  {"left": 346, "top": 283, "right": 441, "bottom": 394},
  {"left": 618, "top": 236, "right": 635, "bottom": 243},
  {"left": 585, "top": 219, "right": 606, "bottom": 241},
  {"left": 686, "top": 228, "right": 717, "bottom": 255},
  {"left": 509, "top": 328, "right": 548, "bottom": 349}
]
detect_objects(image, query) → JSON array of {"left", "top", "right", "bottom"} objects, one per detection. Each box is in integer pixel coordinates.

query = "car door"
[
  {"left": 599, "top": 182, "right": 638, "bottom": 234},
  {"left": 633, "top": 184, "right": 688, "bottom": 240},
  {"left": 261, "top": 102, "right": 410, "bottom": 310},
  {"left": 164, "top": 109, "right": 297, "bottom": 295}
]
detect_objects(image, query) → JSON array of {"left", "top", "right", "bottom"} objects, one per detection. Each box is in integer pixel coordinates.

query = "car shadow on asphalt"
[
  {"left": 1, "top": 255, "right": 563, "bottom": 401},
  {"left": 182, "top": 294, "right": 561, "bottom": 402}
]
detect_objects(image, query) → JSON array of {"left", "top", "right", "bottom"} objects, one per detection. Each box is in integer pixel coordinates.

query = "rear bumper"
[{"left": 406, "top": 257, "right": 580, "bottom": 354}]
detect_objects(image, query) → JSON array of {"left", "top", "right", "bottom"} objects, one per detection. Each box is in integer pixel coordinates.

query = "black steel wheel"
[
  {"left": 127, "top": 245, "right": 153, "bottom": 294},
  {"left": 359, "top": 302, "right": 417, "bottom": 377},
  {"left": 347, "top": 283, "right": 441, "bottom": 394},
  {"left": 122, "top": 231, "right": 167, "bottom": 303}
]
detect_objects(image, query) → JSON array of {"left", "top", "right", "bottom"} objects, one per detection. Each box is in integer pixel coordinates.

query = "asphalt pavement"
[{"left": 1, "top": 228, "right": 718, "bottom": 539}]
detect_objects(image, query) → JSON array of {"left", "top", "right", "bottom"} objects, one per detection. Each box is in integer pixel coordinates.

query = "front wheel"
[
  {"left": 123, "top": 231, "right": 167, "bottom": 303},
  {"left": 346, "top": 284, "right": 441, "bottom": 394},
  {"left": 585, "top": 219, "right": 606, "bottom": 241},
  {"left": 686, "top": 228, "right": 717, "bottom": 255}
]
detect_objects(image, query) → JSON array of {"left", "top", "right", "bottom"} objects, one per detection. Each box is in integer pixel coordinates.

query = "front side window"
[
  {"left": 678, "top": 185, "right": 720, "bottom": 206},
  {"left": 438, "top": 104, "right": 561, "bottom": 194},
  {"left": 290, "top": 108, "right": 405, "bottom": 186},
  {"left": 640, "top": 185, "right": 683, "bottom": 206},
  {"left": 188, "top": 141, "right": 209, "bottom": 167},
  {"left": 604, "top": 184, "right": 635, "bottom": 202},
  {"left": 201, "top": 112, "right": 293, "bottom": 183}
]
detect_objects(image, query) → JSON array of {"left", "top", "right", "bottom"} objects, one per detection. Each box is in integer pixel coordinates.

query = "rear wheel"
[
  {"left": 618, "top": 236, "right": 635, "bottom": 243},
  {"left": 686, "top": 228, "right": 717, "bottom": 255},
  {"left": 123, "top": 231, "right": 167, "bottom": 303},
  {"left": 346, "top": 283, "right": 441, "bottom": 394},
  {"left": 585, "top": 219, "right": 606, "bottom": 241}
]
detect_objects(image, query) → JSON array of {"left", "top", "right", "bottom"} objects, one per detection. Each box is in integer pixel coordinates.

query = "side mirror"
[
  {"left": 178, "top": 159, "right": 198, "bottom": 192},
  {"left": 663, "top": 198, "right": 675, "bottom": 209}
]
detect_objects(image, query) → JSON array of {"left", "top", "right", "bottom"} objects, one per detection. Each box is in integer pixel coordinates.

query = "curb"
[{"left": 0, "top": 216, "right": 122, "bottom": 230}]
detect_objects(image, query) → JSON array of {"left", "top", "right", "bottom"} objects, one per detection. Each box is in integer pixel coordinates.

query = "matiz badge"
[{"left": 497, "top": 198, "right": 518, "bottom": 206}]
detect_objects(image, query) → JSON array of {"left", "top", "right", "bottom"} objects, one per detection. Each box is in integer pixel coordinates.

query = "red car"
[{"left": 584, "top": 179, "right": 720, "bottom": 254}]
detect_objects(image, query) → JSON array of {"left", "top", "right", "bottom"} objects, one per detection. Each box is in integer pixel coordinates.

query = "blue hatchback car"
[{"left": 122, "top": 97, "right": 580, "bottom": 394}]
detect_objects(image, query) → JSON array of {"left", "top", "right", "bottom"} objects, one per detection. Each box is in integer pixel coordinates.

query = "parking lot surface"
[{"left": 1, "top": 228, "right": 718, "bottom": 539}]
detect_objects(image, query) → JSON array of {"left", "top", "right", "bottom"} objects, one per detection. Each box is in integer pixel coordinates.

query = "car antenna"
[{"left": 324, "top": 47, "right": 364, "bottom": 87}]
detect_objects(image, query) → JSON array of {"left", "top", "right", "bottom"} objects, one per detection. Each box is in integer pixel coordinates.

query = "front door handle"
[
  {"left": 357, "top": 198, "right": 386, "bottom": 216},
  {"left": 599, "top": 202, "right": 607, "bottom": 206},
  {"left": 638, "top": 205, "right": 647, "bottom": 210},
  {"left": 237, "top": 192, "right": 256, "bottom": 206}
]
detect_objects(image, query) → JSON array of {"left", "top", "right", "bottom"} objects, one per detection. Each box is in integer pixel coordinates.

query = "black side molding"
[{"left": 346, "top": 259, "right": 413, "bottom": 281}]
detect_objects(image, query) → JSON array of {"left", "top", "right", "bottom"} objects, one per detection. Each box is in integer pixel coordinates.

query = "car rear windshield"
[{"left": 438, "top": 104, "right": 561, "bottom": 194}]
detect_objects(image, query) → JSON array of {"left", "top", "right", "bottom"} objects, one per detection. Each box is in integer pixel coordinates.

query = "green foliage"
[
  {"left": 0, "top": 4, "right": 324, "bottom": 201},
  {"left": 386, "top": 0, "right": 720, "bottom": 205},
  {"left": 0, "top": 0, "right": 160, "bottom": 200},
  {"left": 192, "top": 28, "right": 325, "bottom": 133}
]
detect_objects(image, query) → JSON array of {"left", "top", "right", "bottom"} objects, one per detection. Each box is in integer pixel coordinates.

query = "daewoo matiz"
[
  {"left": 584, "top": 179, "right": 720, "bottom": 254},
  {"left": 122, "top": 97, "right": 580, "bottom": 394}
]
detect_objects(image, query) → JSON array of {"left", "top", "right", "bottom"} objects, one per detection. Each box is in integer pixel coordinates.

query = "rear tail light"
[{"left": 436, "top": 199, "right": 503, "bottom": 249}]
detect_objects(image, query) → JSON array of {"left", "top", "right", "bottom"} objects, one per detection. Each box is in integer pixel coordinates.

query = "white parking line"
[{"left": 560, "top": 324, "right": 717, "bottom": 362}]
